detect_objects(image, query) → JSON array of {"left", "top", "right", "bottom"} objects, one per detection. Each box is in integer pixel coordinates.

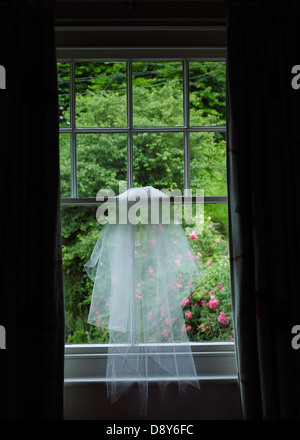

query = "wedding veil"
[{"left": 84, "top": 186, "right": 201, "bottom": 416}]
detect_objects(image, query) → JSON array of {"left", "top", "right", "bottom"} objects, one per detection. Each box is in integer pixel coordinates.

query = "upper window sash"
[{"left": 58, "top": 50, "right": 226, "bottom": 201}]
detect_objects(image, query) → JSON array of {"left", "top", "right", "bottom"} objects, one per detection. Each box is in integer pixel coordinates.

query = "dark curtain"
[
  {"left": 0, "top": 1, "right": 64, "bottom": 419},
  {"left": 226, "top": 1, "right": 300, "bottom": 419}
]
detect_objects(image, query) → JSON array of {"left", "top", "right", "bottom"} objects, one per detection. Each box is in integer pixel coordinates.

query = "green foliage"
[
  {"left": 189, "top": 61, "right": 226, "bottom": 126},
  {"left": 133, "top": 132, "right": 184, "bottom": 190},
  {"left": 190, "top": 131, "right": 227, "bottom": 197},
  {"left": 184, "top": 216, "right": 233, "bottom": 341},
  {"left": 58, "top": 60, "right": 231, "bottom": 344}
]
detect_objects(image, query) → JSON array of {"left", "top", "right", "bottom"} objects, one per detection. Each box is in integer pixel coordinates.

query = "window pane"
[
  {"left": 133, "top": 132, "right": 184, "bottom": 191},
  {"left": 182, "top": 204, "right": 232, "bottom": 341},
  {"left": 132, "top": 62, "right": 183, "bottom": 127},
  {"left": 57, "top": 62, "right": 70, "bottom": 128},
  {"left": 75, "top": 62, "right": 127, "bottom": 128},
  {"left": 59, "top": 133, "right": 71, "bottom": 197},
  {"left": 190, "top": 132, "right": 227, "bottom": 197},
  {"left": 62, "top": 204, "right": 231, "bottom": 344},
  {"left": 59, "top": 57, "right": 230, "bottom": 345},
  {"left": 76, "top": 133, "right": 127, "bottom": 197},
  {"left": 189, "top": 61, "right": 226, "bottom": 127},
  {"left": 61, "top": 205, "right": 109, "bottom": 343}
]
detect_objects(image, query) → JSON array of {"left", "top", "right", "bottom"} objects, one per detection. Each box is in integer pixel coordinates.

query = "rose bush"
[
  {"left": 183, "top": 215, "right": 233, "bottom": 341},
  {"left": 65, "top": 214, "right": 233, "bottom": 344}
]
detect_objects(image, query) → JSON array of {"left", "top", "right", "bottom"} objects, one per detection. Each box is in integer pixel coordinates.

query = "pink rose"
[
  {"left": 162, "top": 329, "right": 170, "bottom": 339},
  {"left": 215, "top": 238, "right": 220, "bottom": 243},
  {"left": 208, "top": 296, "right": 219, "bottom": 309},
  {"left": 186, "top": 325, "right": 192, "bottom": 331},
  {"left": 189, "top": 231, "right": 198, "bottom": 239},
  {"left": 181, "top": 298, "right": 189, "bottom": 307},
  {"left": 160, "top": 305, "right": 167, "bottom": 317},
  {"left": 186, "top": 251, "right": 195, "bottom": 261},
  {"left": 148, "top": 266, "right": 154, "bottom": 275},
  {"left": 185, "top": 311, "right": 192, "bottom": 319},
  {"left": 217, "top": 311, "right": 229, "bottom": 325}
]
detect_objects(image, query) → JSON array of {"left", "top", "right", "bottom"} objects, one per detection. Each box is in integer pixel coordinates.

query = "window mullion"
[
  {"left": 70, "top": 58, "right": 77, "bottom": 198},
  {"left": 127, "top": 59, "right": 133, "bottom": 189},
  {"left": 183, "top": 59, "right": 190, "bottom": 192}
]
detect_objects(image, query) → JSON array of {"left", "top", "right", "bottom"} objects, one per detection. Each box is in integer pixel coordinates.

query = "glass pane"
[
  {"left": 76, "top": 133, "right": 127, "bottom": 197},
  {"left": 57, "top": 62, "right": 70, "bottom": 128},
  {"left": 182, "top": 204, "right": 232, "bottom": 341},
  {"left": 75, "top": 62, "right": 127, "bottom": 128},
  {"left": 59, "top": 133, "right": 71, "bottom": 197},
  {"left": 61, "top": 205, "right": 109, "bottom": 343},
  {"left": 133, "top": 132, "right": 184, "bottom": 192},
  {"left": 62, "top": 202, "right": 231, "bottom": 343},
  {"left": 190, "top": 132, "right": 227, "bottom": 197},
  {"left": 132, "top": 62, "right": 183, "bottom": 127},
  {"left": 189, "top": 61, "right": 226, "bottom": 127}
]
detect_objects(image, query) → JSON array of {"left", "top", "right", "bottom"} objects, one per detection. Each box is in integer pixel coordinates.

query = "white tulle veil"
[{"left": 84, "top": 186, "right": 202, "bottom": 416}]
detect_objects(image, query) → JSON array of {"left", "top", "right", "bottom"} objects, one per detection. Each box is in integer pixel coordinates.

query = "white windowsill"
[{"left": 64, "top": 342, "right": 237, "bottom": 386}]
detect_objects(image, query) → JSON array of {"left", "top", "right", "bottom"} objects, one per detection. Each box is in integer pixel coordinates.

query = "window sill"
[{"left": 64, "top": 342, "right": 237, "bottom": 385}]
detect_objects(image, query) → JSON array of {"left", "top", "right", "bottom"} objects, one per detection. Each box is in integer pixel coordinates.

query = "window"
[{"left": 59, "top": 48, "right": 236, "bottom": 382}]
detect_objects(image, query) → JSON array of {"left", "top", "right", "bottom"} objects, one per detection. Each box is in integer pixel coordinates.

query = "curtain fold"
[
  {"left": 0, "top": 0, "right": 65, "bottom": 420},
  {"left": 226, "top": 1, "right": 300, "bottom": 419}
]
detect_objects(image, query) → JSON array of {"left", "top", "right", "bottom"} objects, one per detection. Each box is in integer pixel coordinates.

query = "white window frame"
[{"left": 58, "top": 46, "right": 237, "bottom": 386}]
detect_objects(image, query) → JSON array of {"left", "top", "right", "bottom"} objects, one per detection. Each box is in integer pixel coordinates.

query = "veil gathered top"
[{"left": 84, "top": 186, "right": 202, "bottom": 416}]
